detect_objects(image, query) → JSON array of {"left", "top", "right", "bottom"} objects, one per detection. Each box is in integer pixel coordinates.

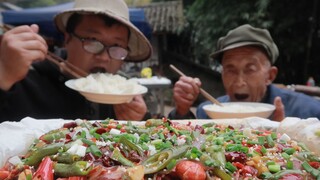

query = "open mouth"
[
  {"left": 90, "top": 67, "right": 106, "bottom": 73},
  {"left": 234, "top": 93, "right": 249, "bottom": 101}
]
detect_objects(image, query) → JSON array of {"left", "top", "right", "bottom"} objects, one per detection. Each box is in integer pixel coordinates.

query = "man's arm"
[{"left": 0, "top": 25, "right": 47, "bottom": 91}]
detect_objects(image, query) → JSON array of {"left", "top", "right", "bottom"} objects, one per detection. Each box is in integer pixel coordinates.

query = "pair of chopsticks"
[
  {"left": 46, "top": 51, "right": 88, "bottom": 78},
  {"left": 1, "top": 24, "right": 88, "bottom": 79},
  {"left": 170, "top": 64, "right": 223, "bottom": 106}
]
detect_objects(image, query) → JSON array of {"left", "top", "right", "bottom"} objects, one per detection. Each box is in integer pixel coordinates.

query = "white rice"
[
  {"left": 208, "top": 103, "right": 269, "bottom": 113},
  {"left": 73, "top": 73, "right": 144, "bottom": 94}
]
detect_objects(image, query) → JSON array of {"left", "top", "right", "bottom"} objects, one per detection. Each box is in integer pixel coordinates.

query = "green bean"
[
  {"left": 89, "top": 145, "right": 102, "bottom": 157},
  {"left": 125, "top": 126, "right": 151, "bottom": 134},
  {"left": 284, "top": 148, "right": 296, "bottom": 155},
  {"left": 210, "top": 168, "right": 232, "bottom": 180},
  {"left": 273, "top": 170, "right": 303, "bottom": 179},
  {"left": 79, "top": 121, "right": 93, "bottom": 129},
  {"left": 286, "top": 160, "right": 293, "bottom": 169},
  {"left": 199, "top": 152, "right": 217, "bottom": 167},
  {"left": 297, "top": 142, "right": 310, "bottom": 151},
  {"left": 210, "top": 150, "right": 226, "bottom": 167},
  {"left": 51, "top": 152, "right": 81, "bottom": 164},
  {"left": 145, "top": 119, "right": 165, "bottom": 127},
  {"left": 81, "top": 138, "right": 95, "bottom": 146},
  {"left": 39, "top": 128, "right": 69, "bottom": 143},
  {"left": 54, "top": 161, "right": 91, "bottom": 177},
  {"left": 111, "top": 148, "right": 134, "bottom": 167},
  {"left": 268, "top": 164, "right": 281, "bottom": 173},
  {"left": 266, "top": 134, "right": 275, "bottom": 147},
  {"left": 258, "top": 136, "right": 265, "bottom": 145},
  {"left": 202, "top": 122, "right": 216, "bottom": 128},
  {"left": 119, "top": 136, "right": 145, "bottom": 157},
  {"left": 296, "top": 151, "right": 320, "bottom": 162},
  {"left": 142, "top": 145, "right": 191, "bottom": 174},
  {"left": 225, "top": 162, "right": 237, "bottom": 173},
  {"left": 24, "top": 142, "right": 65, "bottom": 167}
]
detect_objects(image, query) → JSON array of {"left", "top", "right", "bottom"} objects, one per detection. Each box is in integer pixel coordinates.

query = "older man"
[{"left": 169, "top": 24, "right": 320, "bottom": 121}]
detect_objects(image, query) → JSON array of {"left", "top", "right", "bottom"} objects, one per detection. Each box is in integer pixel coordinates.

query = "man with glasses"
[{"left": 0, "top": 0, "right": 152, "bottom": 122}]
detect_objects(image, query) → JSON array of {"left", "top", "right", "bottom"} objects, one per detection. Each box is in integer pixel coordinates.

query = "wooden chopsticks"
[
  {"left": 170, "top": 64, "right": 223, "bottom": 106},
  {"left": 46, "top": 51, "right": 88, "bottom": 78},
  {"left": 1, "top": 24, "right": 88, "bottom": 79}
]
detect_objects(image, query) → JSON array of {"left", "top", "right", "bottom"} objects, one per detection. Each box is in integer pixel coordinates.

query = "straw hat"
[
  {"left": 210, "top": 24, "right": 279, "bottom": 64},
  {"left": 54, "top": 0, "right": 152, "bottom": 62}
]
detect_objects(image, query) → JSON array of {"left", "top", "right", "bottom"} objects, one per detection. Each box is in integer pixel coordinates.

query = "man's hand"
[
  {"left": 273, "top": 96, "right": 285, "bottom": 121},
  {"left": 0, "top": 24, "right": 48, "bottom": 90},
  {"left": 173, "top": 76, "right": 201, "bottom": 116},
  {"left": 114, "top": 95, "right": 147, "bottom": 121}
]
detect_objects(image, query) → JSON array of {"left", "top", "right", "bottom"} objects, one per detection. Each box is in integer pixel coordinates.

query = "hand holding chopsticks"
[
  {"left": 1, "top": 24, "right": 88, "bottom": 79},
  {"left": 170, "top": 64, "right": 223, "bottom": 106}
]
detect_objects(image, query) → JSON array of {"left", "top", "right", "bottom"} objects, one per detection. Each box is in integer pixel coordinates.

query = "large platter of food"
[{"left": 0, "top": 117, "right": 319, "bottom": 179}]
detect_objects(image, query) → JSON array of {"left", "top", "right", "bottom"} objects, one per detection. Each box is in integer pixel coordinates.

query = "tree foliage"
[
  {"left": 9, "top": 0, "right": 72, "bottom": 8},
  {"left": 186, "top": 0, "right": 271, "bottom": 62}
]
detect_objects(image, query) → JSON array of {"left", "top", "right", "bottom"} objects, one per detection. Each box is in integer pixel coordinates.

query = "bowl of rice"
[
  {"left": 202, "top": 102, "right": 275, "bottom": 119},
  {"left": 65, "top": 73, "right": 148, "bottom": 104}
]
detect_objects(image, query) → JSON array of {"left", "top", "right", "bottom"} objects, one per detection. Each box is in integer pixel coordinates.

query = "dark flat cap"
[{"left": 210, "top": 24, "right": 279, "bottom": 64}]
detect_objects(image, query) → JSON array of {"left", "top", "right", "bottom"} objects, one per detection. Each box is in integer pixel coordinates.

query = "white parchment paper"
[
  {"left": 0, "top": 117, "right": 71, "bottom": 167},
  {"left": 277, "top": 117, "right": 320, "bottom": 156}
]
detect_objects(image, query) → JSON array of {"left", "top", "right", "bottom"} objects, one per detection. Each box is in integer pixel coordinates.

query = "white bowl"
[
  {"left": 65, "top": 80, "right": 148, "bottom": 104},
  {"left": 203, "top": 102, "right": 275, "bottom": 119}
]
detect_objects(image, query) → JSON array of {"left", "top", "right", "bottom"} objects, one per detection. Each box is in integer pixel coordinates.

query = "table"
[
  {"left": 274, "top": 83, "right": 320, "bottom": 99},
  {"left": 134, "top": 76, "right": 172, "bottom": 116}
]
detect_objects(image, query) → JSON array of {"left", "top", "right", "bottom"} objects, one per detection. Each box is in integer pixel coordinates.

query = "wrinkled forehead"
[{"left": 221, "top": 45, "right": 271, "bottom": 65}]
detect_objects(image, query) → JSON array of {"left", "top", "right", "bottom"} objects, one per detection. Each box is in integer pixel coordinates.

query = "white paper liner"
[
  {"left": 277, "top": 117, "right": 320, "bottom": 155},
  {"left": 0, "top": 117, "right": 71, "bottom": 167}
]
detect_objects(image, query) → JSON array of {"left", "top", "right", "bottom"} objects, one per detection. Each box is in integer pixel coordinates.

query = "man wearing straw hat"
[
  {"left": 169, "top": 24, "right": 320, "bottom": 121},
  {"left": 0, "top": 0, "right": 152, "bottom": 122}
]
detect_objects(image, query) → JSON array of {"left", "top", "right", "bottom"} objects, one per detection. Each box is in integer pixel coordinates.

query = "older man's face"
[{"left": 221, "top": 46, "right": 277, "bottom": 102}]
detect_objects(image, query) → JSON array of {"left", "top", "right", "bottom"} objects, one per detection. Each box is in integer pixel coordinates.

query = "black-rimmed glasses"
[{"left": 72, "top": 33, "right": 129, "bottom": 61}]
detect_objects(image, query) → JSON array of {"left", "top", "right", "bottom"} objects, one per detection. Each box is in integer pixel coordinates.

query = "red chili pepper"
[
  {"left": 63, "top": 122, "right": 78, "bottom": 129},
  {"left": 232, "top": 162, "right": 245, "bottom": 169},
  {"left": 95, "top": 128, "right": 107, "bottom": 134},
  {"left": 225, "top": 152, "right": 247, "bottom": 163},
  {"left": 241, "top": 140, "right": 254, "bottom": 147},
  {"left": 241, "top": 165, "right": 258, "bottom": 177},
  {"left": 162, "top": 117, "right": 168, "bottom": 123},
  {"left": 68, "top": 176, "right": 87, "bottom": 180},
  {"left": 56, "top": 177, "right": 86, "bottom": 180},
  {"left": 260, "top": 130, "right": 272, "bottom": 136},
  {"left": 0, "top": 170, "right": 9, "bottom": 179},
  {"left": 279, "top": 173, "right": 304, "bottom": 180},
  {"left": 91, "top": 138, "right": 97, "bottom": 143},
  {"left": 120, "top": 126, "right": 127, "bottom": 133},
  {"left": 33, "top": 157, "right": 54, "bottom": 180},
  {"left": 309, "top": 161, "right": 320, "bottom": 169},
  {"left": 107, "top": 124, "right": 117, "bottom": 129},
  {"left": 254, "top": 145, "right": 262, "bottom": 154}
]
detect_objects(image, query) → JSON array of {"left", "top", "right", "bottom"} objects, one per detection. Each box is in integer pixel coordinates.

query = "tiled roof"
[{"left": 136, "top": 1, "right": 185, "bottom": 34}]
